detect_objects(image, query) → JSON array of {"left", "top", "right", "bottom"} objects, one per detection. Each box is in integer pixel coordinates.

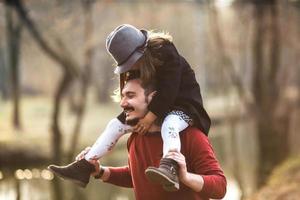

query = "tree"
[
  {"left": 206, "top": 1, "right": 246, "bottom": 198},
  {"left": 0, "top": 48, "right": 9, "bottom": 100},
  {"left": 67, "top": 0, "right": 96, "bottom": 162},
  {"left": 5, "top": 2, "right": 23, "bottom": 130},
  {"left": 9, "top": 0, "right": 80, "bottom": 199},
  {"left": 9, "top": 0, "right": 79, "bottom": 165},
  {"left": 252, "top": 0, "right": 291, "bottom": 187},
  {"left": 208, "top": 0, "right": 294, "bottom": 190}
]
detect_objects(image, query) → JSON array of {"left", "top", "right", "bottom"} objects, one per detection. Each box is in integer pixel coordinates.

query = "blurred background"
[{"left": 0, "top": 0, "right": 299, "bottom": 199}]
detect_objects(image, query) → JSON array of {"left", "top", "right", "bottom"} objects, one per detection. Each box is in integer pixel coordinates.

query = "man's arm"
[
  {"left": 166, "top": 148, "right": 226, "bottom": 198},
  {"left": 165, "top": 150, "right": 204, "bottom": 192},
  {"left": 90, "top": 159, "right": 133, "bottom": 188},
  {"left": 102, "top": 166, "right": 133, "bottom": 188},
  {"left": 77, "top": 148, "right": 133, "bottom": 188},
  {"left": 167, "top": 129, "right": 227, "bottom": 199}
]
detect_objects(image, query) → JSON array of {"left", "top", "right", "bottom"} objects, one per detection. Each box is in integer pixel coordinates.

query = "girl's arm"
[{"left": 148, "top": 42, "right": 183, "bottom": 119}]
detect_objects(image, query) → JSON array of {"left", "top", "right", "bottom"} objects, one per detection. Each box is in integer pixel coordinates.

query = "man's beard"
[
  {"left": 123, "top": 105, "right": 139, "bottom": 126},
  {"left": 126, "top": 118, "right": 139, "bottom": 126}
]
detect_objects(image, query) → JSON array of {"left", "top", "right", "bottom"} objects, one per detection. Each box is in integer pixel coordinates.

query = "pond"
[
  {"left": 0, "top": 167, "right": 135, "bottom": 200},
  {"left": 0, "top": 167, "right": 240, "bottom": 200}
]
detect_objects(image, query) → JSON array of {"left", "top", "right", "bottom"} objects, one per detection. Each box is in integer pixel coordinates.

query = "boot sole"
[
  {"left": 47, "top": 166, "right": 87, "bottom": 188},
  {"left": 145, "top": 167, "right": 179, "bottom": 192}
]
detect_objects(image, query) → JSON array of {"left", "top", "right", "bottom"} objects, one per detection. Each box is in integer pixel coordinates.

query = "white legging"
[
  {"left": 85, "top": 118, "right": 132, "bottom": 160},
  {"left": 161, "top": 114, "right": 189, "bottom": 157},
  {"left": 84, "top": 114, "right": 189, "bottom": 160}
]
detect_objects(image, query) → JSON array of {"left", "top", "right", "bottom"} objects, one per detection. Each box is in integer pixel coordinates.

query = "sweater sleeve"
[
  {"left": 103, "top": 166, "right": 133, "bottom": 188},
  {"left": 188, "top": 129, "right": 227, "bottom": 199},
  {"left": 148, "top": 43, "right": 183, "bottom": 118}
]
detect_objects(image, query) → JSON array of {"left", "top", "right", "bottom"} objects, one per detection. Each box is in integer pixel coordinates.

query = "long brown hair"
[
  {"left": 119, "top": 31, "right": 173, "bottom": 91},
  {"left": 115, "top": 30, "right": 173, "bottom": 100},
  {"left": 140, "top": 31, "right": 172, "bottom": 85}
]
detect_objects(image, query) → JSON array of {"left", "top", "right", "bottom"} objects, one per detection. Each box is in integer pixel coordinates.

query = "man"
[
  {"left": 48, "top": 24, "right": 212, "bottom": 191},
  {"left": 79, "top": 77, "right": 226, "bottom": 200}
]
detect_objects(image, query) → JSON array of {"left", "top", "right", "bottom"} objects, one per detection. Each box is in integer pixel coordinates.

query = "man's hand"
[
  {"left": 165, "top": 149, "right": 204, "bottom": 192},
  {"left": 165, "top": 149, "right": 188, "bottom": 181},
  {"left": 89, "top": 159, "right": 101, "bottom": 177},
  {"left": 133, "top": 111, "right": 157, "bottom": 135},
  {"left": 75, "top": 147, "right": 101, "bottom": 177},
  {"left": 75, "top": 146, "right": 92, "bottom": 161}
]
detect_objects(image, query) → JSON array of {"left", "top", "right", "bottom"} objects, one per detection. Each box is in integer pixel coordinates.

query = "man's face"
[{"left": 120, "top": 79, "right": 151, "bottom": 125}]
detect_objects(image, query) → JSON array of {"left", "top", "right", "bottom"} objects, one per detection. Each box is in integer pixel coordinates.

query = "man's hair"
[
  {"left": 112, "top": 78, "right": 156, "bottom": 102},
  {"left": 142, "top": 78, "right": 156, "bottom": 97}
]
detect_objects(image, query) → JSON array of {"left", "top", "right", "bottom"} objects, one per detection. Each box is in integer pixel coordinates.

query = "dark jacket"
[{"left": 118, "top": 42, "right": 211, "bottom": 135}]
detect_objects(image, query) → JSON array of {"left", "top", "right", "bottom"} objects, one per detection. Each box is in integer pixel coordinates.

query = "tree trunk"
[
  {"left": 0, "top": 48, "right": 9, "bottom": 100},
  {"left": 5, "top": 4, "right": 23, "bottom": 130},
  {"left": 11, "top": 0, "right": 78, "bottom": 161},
  {"left": 11, "top": 1, "right": 78, "bottom": 200},
  {"left": 252, "top": 1, "right": 290, "bottom": 187},
  {"left": 51, "top": 70, "right": 73, "bottom": 164},
  {"left": 207, "top": 1, "right": 246, "bottom": 195},
  {"left": 67, "top": 0, "right": 95, "bottom": 161}
]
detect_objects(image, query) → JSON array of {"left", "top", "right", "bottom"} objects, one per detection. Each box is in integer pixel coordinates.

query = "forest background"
[{"left": 0, "top": 0, "right": 299, "bottom": 200}]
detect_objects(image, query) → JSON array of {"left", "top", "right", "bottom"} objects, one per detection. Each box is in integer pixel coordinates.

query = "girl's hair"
[
  {"left": 139, "top": 30, "right": 172, "bottom": 86},
  {"left": 114, "top": 30, "right": 173, "bottom": 101}
]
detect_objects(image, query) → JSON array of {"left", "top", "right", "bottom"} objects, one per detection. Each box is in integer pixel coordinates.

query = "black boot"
[
  {"left": 47, "top": 159, "right": 95, "bottom": 188},
  {"left": 145, "top": 158, "right": 179, "bottom": 192}
]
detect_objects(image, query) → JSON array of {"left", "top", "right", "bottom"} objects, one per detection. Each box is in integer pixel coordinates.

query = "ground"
[
  {"left": 0, "top": 97, "right": 128, "bottom": 169},
  {"left": 248, "top": 156, "right": 300, "bottom": 200}
]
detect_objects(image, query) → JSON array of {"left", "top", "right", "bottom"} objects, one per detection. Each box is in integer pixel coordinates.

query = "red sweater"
[{"left": 105, "top": 127, "right": 227, "bottom": 200}]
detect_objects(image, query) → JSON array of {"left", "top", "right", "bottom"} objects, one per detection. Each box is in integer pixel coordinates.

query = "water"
[
  {"left": 0, "top": 168, "right": 240, "bottom": 200},
  {"left": 0, "top": 168, "right": 134, "bottom": 200}
]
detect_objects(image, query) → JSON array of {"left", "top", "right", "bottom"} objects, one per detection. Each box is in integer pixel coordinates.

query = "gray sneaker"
[
  {"left": 145, "top": 158, "right": 179, "bottom": 192},
  {"left": 47, "top": 159, "right": 95, "bottom": 188}
]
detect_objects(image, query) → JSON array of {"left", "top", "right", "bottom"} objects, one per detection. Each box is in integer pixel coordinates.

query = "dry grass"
[{"left": 248, "top": 156, "right": 300, "bottom": 200}]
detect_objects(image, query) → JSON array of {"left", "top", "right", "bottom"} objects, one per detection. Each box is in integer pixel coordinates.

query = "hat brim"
[{"left": 114, "top": 50, "right": 144, "bottom": 74}]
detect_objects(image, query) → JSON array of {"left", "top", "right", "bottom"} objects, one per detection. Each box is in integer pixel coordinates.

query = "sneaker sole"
[
  {"left": 47, "top": 166, "right": 87, "bottom": 188},
  {"left": 145, "top": 167, "right": 179, "bottom": 192}
]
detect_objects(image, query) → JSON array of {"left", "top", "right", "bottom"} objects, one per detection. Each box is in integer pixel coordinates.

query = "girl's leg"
[
  {"left": 145, "top": 111, "right": 192, "bottom": 191},
  {"left": 85, "top": 118, "right": 132, "bottom": 160},
  {"left": 161, "top": 111, "right": 191, "bottom": 157}
]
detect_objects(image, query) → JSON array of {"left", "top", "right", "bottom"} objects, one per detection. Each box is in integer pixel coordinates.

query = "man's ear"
[{"left": 147, "top": 91, "right": 157, "bottom": 102}]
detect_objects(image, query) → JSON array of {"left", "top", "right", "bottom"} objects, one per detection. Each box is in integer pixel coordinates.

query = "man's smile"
[{"left": 124, "top": 107, "right": 135, "bottom": 116}]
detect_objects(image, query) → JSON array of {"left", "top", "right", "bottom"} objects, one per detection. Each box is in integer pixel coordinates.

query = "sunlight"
[
  {"left": 223, "top": 179, "right": 241, "bottom": 200},
  {"left": 41, "top": 169, "right": 54, "bottom": 180},
  {"left": 32, "top": 168, "right": 41, "bottom": 178},
  {"left": 23, "top": 169, "right": 33, "bottom": 180},
  {"left": 215, "top": 0, "right": 234, "bottom": 8},
  {"left": 15, "top": 169, "right": 25, "bottom": 180}
]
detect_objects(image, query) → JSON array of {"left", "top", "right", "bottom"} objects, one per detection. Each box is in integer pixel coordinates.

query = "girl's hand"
[
  {"left": 133, "top": 117, "right": 152, "bottom": 135},
  {"left": 133, "top": 111, "right": 157, "bottom": 135}
]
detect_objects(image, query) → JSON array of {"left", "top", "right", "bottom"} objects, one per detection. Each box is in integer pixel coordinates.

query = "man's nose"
[{"left": 120, "top": 97, "right": 127, "bottom": 107}]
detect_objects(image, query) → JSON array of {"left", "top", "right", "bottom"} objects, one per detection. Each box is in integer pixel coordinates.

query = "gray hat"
[{"left": 106, "top": 24, "right": 148, "bottom": 74}]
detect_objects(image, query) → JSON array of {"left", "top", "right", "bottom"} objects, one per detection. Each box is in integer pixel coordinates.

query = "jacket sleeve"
[
  {"left": 148, "top": 43, "right": 183, "bottom": 118},
  {"left": 188, "top": 129, "right": 227, "bottom": 199},
  {"left": 103, "top": 166, "right": 133, "bottom": 188}
]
